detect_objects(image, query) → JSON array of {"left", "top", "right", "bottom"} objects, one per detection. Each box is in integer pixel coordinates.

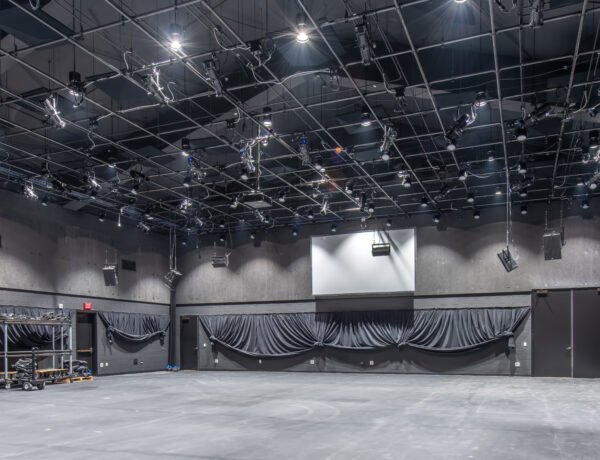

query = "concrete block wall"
[{"left": 0, "top": 190, "right": 171, "bottom": 374}]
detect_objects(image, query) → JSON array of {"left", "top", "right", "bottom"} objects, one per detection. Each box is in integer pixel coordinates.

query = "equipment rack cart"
[{"left": 1, "top": 317, "right": 73, "bottom": 390}]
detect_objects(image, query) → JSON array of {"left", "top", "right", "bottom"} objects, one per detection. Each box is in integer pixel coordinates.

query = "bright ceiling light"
[
  {"left": 296, "top": 31, "right": 309, "bottom": 43},
  {"left": 454, "top": 0, "right": 467, "bottom": 3},
  {"left": 296, "top": 13, "right": 309, "bottom": 43},
  {"left": 169, "top": 24, "right": 183, "bottom": 51},
  {"left": 360, "top": 107, "right": 373, "bottom": 127},
  {"left": 262, "top": 107, "right": 273, "bottom": 128}
]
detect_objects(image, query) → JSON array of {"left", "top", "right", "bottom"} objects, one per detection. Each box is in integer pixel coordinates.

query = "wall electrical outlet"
[
  {"left": 515, "top": 361, "right": 521, "bottom": 368},
  {"left": 105, "top": 362, "right": 109, "bottom": 367},
  {"left": 214, "top": 358, "right": 218, "bottom": 364},
  {"left": 58, "top": 303, "right": 64, "bottom": 309},
  {"left": 369, "top": 360, "right": 375, "bottom": 366},
  {"left": 523, "top": 341, "right": 527, "bottom": 347},
  {"left": 100, "top": 363, "right": 104, "bottom": 368},
  {"left": 309, "top": 359, "right": 315, "bottom": 365},
  {"left": 258, "top": 359, "right": 262, "bottom": 364},
  {"left": 203, "top": 343, "right": 207, "bottom": 348}
]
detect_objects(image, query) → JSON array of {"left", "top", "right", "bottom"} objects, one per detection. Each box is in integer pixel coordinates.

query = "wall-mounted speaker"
[
  {"left": 543, "top": 229, "right": 564, "bottom": 260},
  {"left": 102, "top": 264, "right": 118, "bottom": 286}
]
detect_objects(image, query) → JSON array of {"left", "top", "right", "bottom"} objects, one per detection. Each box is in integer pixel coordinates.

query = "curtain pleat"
[
  {"left": 200, "top": 307, "right": 529, "bottom": 358},
  {"left": 0, "top": 306, "right": 71, "bottom": 348},
  {"left": 98, "top": 312, "right": 169, "bottom": 345}
]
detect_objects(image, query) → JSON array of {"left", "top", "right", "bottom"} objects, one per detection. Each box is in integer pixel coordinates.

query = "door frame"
[
  {"left": 180, "top": 315, "right": 199, "bottom": 370},
  {"left": 75, "top": 311, "right": 97, "bottom": 375}
]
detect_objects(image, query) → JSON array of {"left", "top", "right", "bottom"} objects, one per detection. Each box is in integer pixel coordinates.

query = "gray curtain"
[
  {"left": 199, "top": 307, "right": 529, "bottom": 358},
  {"left": 98, "top": 311, "right": 169, "bottom": 345},
  {"left": 0, "top": 306, "right": 71, "bottom": 348}
]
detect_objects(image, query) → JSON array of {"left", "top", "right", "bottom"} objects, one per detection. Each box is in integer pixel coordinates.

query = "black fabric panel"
[
  {"left": 199, "top": 307, "right": 529, "bottom": 358},
  {"left": 98, "top": 311, "right": 169, "bottom": 345},
  {"left": 0, "top": 305, "right": 71, "bottom": 348}
]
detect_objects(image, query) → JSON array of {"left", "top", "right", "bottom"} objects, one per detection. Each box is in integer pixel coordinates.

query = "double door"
[{"left": 533, "top": 289, "right": 600, "bottom": 377}]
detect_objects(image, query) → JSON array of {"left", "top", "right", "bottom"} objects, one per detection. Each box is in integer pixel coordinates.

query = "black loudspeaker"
[
  {"left": 497, "top": 247, "right": 518, "bottom": 272},
  {"left": 543, "top": 229, "right": 563, "bottom": 260},
  {"left": 163, "top": 269, "right": 183, "bottom": 289},
  {"left": 102, "top": 265, "right": 118, "bottom": 286}
]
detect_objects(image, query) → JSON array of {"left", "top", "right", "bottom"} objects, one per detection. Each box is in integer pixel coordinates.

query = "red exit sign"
[{"left": 83, "top": 302, "right": 92, "bottom": 311}]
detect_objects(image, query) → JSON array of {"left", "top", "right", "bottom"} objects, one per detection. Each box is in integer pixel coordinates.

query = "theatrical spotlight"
[
  {"left": 467, "top": 193, "right": 475, "bottom": 203},
  {"left": 355, "top": 23, "right": 374, "bottom": 66},
  {"left": 23, "top": 182, "right": 38, "bottom": 200},
  {"left": 204, "top": 59, "right": 224, "bottom": 97},
  {"left": 379, "top": 124, "right": 397, "bottom": 161},
  {"left": 295, "top": 12, "right": 309, "bottom": 43},
  {"left": 473, "top": 92, "right": 488, "bottom": 108},
  {"left": 168, "top": 23, "right": 183, "bottom": 51},
  {"left": 262, "top": 107, "right": 273, "bottom": 128},
  {"left": 590, "top": 130, "right": 599, "bottom": 150},
  {"left": 360, "top": 106, "right": 373, "bottom": 127},
  {"left": 137, "top": 221, "right": 151, "bottom": 233},
  {"left": 520, "top": 205, "right": 528, "bottom": 215},
  {"left": 473, "top": 210, "right": 481, "bottom": 220},
  {"left": 42, "top": 94, "right": 66, "bottom": 128},
  {"left": 68, "top": 71, "right": 84, "bottom": 108},
  {"left": 181, "top": 138, "right": 190, "bottom": 157},
  {"left": 330, "top": 224, "right": 337, "bottom": 233}
]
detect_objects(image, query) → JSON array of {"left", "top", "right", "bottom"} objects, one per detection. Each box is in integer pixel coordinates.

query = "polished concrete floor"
[{"left": 1, "top": 371, "right": 599, "bottom": 459}]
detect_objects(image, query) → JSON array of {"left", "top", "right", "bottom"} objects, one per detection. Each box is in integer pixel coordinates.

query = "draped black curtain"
[
  {"left": 199, "top": 307, "right": 529, "bottom": 358},
  {"left": 0, "top": 306, "right": 71, "bottom": 348},
  {"left": 98, "top": 312, "right": 169, "bottom": 345}
]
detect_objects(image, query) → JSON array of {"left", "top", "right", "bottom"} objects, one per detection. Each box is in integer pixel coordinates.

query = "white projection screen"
[{"left": 311, "top": 229, "right": 415, "bottom": 296}]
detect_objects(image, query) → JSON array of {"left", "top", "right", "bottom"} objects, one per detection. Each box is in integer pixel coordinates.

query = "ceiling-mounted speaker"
[
  {"left": 497, "top": 247, "right": 518, "bottom": 272},
  {"left": 164, "top": 269, "right": 183, "bottom": 290},
  {"left": 102, "top": 264, "right": 118, "bottom": 286},
  {"left": 543, "top": 229, "right": 564, "bottom": 260}
]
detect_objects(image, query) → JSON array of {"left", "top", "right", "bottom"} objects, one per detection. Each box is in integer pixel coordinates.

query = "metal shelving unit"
[{"left": 1, "top": 317, "right": 73, "bottom": 390}]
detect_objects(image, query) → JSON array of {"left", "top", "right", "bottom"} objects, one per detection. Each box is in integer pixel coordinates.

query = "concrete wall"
[
  {"left": 174, "top": 201, "right": 600, "bottom": 375},
  {"left": 0, "top": 189, "right": 171, "bottom": 375},
  {"left": 177, "top": 202, "right": 600, "bottom": 304},
  {"left": 0, "top": 189, "right": 169, "bottom": 304}
]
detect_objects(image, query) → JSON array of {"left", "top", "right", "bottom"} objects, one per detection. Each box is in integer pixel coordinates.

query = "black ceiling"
[{"left": 0, "top": 0, "right": 598, "bottom": 235}]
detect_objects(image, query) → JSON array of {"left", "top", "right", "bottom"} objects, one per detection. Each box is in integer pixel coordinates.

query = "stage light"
[
  {"left": 421, "top": 197, "right": 428, "bottom": 207},
  {"left": 454, "top": 0, "right": 467, "bottom": 3},
  {"left": 495, "top": 186, "right": 502, "bottom": 195},
  {"left": 589, "top": 181, "right": 598, "bottom": 191},
  {"left": 41, "top": 196, "right": 48, "bottom": 206},
  {"left": 330, "top": 224, "right": 337, "bottom": 233},
  {"left": 292, "top": 227, "right": 298, "bottom": 236},
  {"left": 230, "top": 196, "right": 240, "bottom": 209},
  {"left": 467, "top": 193, "right": 475, "bottom": 203},
  {"left": 380, "top": 124, "right": 397, "bottom": 160},
  {"left": 183, "top": 175, "right": 192, "bottom": 187},
  {"left": 520, "top": 205, "right": 528, "bottom": 215},
  {"left": 474, "top": 92, "right": 488, "bottom": 108},
  {"left": 582, "top": 200, "right": 590, "bottom": 210},
  {"left": 117, "top": 213, "right": 122, "bottom": 228},
  {"left": 181, "top": 138, "right": 190, "bottom": 157},
  {"left": 262, "top": 107, "right": 273, "bottom": 128},
  {"left": 307, "top": 209, "right": 314, "bottom": 219},
  {"left": 385, "top": 219, "right": 392, "bottom": 228},
  {"left": 240, "top": 169, "right": 249, "bottom": 181},
  {"left": 313, "top": 156, "right": 324, "bottom": 171},
  {"left": 446, "top": 137, "right": 457, "bottom": 152},
  {"left": 360, "top": 107, "right": 373, "bottom": 127},
  {"left": 204, "top": 59, "right": 224, "bottom": 97},
  {"left": 488, "top": 152, "right": 495, "bottom": 162},
  {"left": 577, "top": 176, "right": 584, "bottom": 186},
  {"left": 42, "top": 94, "right": 66, "bottom": 128},
  {"left": 219, "top": 234, "right": 226, "bottom": 242},
  {"left": 520, "top": 188, "right": 528, "bottom": 198},
  {"left": 518, "top": 161, "right": 527, "bottom": 175},
  {"left": 168, "top": 23, "right": 183, "bottom": 51},
  {"left": 295, "top": 13, "right": 309, "bottom": 43},
  {"left": 516, "top": 126, "right": 527, "bottom": 142},
  {"left": 367, "top": 202, "right": 375, "bottom": 214},
  {"left": 473, "top": 210, "right": 480, "bottom": 220},
  {"left": 355, "top": 23, "right": 373, "bottom": 66},
  {"left": 402, "top": 175, "right": 412, "bottom": 188},
  {"left": 345, "top": 182, "right": 354, "bottom": 195},
  {"left": 219, "top": 220, "right": 226, "bottom": 228},
  {"left": 458, "top": 169, "right": 468, "bottom": 181},
  {"left": 335, "top": 146, "right": 342, "bottom": 154},
  {"left": 68, "top": 71, "right": 84, "bottom": 108},
  {"left": 433, "top": 214, "right": 440, "bottom": 224},
  {"left": 98, "top": 213, "right": 105, "bottom": 223},
  {"left": 250, "top": 232, "right": 256, "bottom": 240},
  {"left": 278, "top": 190, "right": 286, "bottom": 203}
]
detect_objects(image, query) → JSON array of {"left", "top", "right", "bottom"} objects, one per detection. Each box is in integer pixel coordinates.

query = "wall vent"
[{"left": 121, "top": 259, "right": 136, "bottom": 271}]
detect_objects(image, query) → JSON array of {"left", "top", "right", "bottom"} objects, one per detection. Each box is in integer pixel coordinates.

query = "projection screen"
[{"left": 311, "top": 229, "right": 415, "bottom": 296}]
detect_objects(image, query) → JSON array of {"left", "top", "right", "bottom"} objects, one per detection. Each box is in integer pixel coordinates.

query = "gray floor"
[{"left": 1, "top": 372, "right": 599, "bottom": 460}]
